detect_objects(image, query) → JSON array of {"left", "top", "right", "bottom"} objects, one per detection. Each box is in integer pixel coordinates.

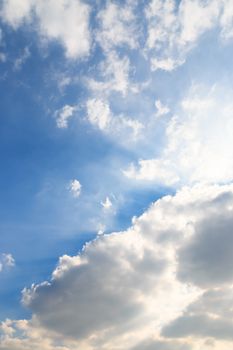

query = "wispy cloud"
[{"left": 0, "top": 253, "right": 15, "bottom": 272}]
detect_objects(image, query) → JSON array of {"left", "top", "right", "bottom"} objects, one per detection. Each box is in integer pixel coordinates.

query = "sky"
[{"left": 2, "top": 0, "right": 233, "bottom": 349}]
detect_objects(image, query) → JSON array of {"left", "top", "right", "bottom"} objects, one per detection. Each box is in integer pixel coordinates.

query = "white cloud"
[
  {"left": 144, "top": 0, "right": 223, "bottom": 71},
  {"left": 55, "top": 105, "right": 77, "bottom": 129},
  {"left": 96, "top": 1, "right": 138, "bottom": 52},
  {"left": 87, "top": 52, "right": 132, "bottom": 97},
  {"left": 68, "top": 179, "right": 81, "bottom": 198},
  {"left": 124, "top": 84, "right": 233, "bottom": 185},
  {"left": 86, "top": 98, "right": 144, "bottom": 141},
  {"left": 86, "top": 98, "right": 111, "bottom": 131},
  {"left": 2, "top": 184, "right": 233, "bottom": 349},
  {"left": 0, "top": 253, "right": 15, "bottom": 272},
  {"left": 178, "top": 0, "right": 219, "bottom": 44},
  {"left": 1, "top": 0, "right": 91, "bottom": 59},
  {"left": 3, "top": 0, "right": 233, "bottom": 69},
  {"left": 151, "top": 58, "right": 184, "bottom": 72},
  {"left": 155, "top": 100, "right": 170, "bottom": 117},
  {"left": 121, "top": 117, "right": 144, "bottom": 139},
  {"left": 123, "top": 158, "right": 179, "bottom": 185},
  {"left": 0, "top": 0, "right": 33, "bottom": 28},
  {"left": 101, "top": 196, "right": 112, "bottom": 210}
]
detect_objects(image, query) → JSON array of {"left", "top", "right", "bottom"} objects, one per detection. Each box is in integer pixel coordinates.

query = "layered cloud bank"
[{"left": 2, "top": 184, "right": 233, "bottom": 349}]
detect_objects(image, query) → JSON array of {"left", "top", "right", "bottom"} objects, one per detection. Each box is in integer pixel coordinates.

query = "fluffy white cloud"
[
  {"left": 55, "top": 105, "right": 77, "bottom": 129},
  {"left": 1, "top": 0, "right": 91, "bottom": 59},
  {"left": 86, "top": 98, "right": 144, "bottom": 140},
  {"left": 0, "top": 0, "right": 33, "bottom": 28},
  {"left": 125, "top": 84, "right": 233, "bottom": 185},
  {"left": 0, "top": 253, "right": 15, "bottom": 272},
  {"left": 96, "top": 1, "right": 138, "bottom": 52},
  {"left": 68, "top": 179, "right": 81, "bottom": 198},
  {"left": 86, "top": 98, "right": 111, "bottom": 131}
]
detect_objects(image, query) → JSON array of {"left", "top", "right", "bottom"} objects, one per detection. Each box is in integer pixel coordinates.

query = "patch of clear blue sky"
[{"left": 1, "top": 5, "right": 233, "bottom": 320}]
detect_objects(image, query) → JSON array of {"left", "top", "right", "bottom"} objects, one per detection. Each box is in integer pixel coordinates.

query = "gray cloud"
[
  {"left": 178, "top": 213, "right": 233, "bottom": 287},
  {"left": 162, "top": 287, "right": 233, "bottom": 341},
  {"left": 22, "top": 234, "right": 168, "bottom": 340},
  {"left": 162, "top": 314, "right": 233, "bottom": 341},
  {"left": 132, "top": 338, "right": 192, "bottom": 350}
]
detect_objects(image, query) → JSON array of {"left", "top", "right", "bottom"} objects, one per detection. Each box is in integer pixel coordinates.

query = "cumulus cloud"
[
  {"left": 1, "top": 0, "right": 91, "bottom": 59},
  {"left": 124, "top": 84, "right": 233, "bottom": 185},
  {"left": 68, "top": 179, "right": 81, "bottom": 198},
  {"left": 0, "top": 253, "right": 15, "bottom": 272},
  {"left": 1, "top": 184, "right": 233, "bottom": 348}
]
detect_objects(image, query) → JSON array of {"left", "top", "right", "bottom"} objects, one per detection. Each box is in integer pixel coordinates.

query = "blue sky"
[{"left": 2, "top": 1, "right": 233, "bottom": 349}]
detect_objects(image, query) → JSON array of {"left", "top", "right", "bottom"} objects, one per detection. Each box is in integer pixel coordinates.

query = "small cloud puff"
[
  {"left": 68, "top": 179, "right": 82, "bottom": 198},
  {"left": 101, "top": 196, "right": 112, "bottom": 210},
  {"left": 155, "top": 100, "right": 170, "bottom": 117}
]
